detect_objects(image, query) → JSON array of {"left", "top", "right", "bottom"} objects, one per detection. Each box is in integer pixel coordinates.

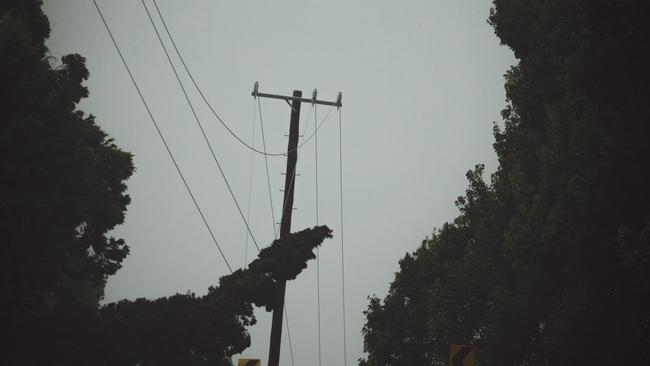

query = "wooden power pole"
[
  {"left": 268, "top": 89, "right": 301, "bottom": 366},
  {"left": 252, "top": 82, "right": 341, "bottom": 366}
]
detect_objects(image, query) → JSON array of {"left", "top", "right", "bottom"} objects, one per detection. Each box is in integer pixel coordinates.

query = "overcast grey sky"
[{"left": 44, "top": 0, "right": 514, "bottom": 364}]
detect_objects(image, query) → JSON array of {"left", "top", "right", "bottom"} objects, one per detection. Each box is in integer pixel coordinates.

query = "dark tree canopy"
[
  {"left": 65, "top": 226, "right": 331, "bottom": 366},
  {"left": 1, "top": 0, "right": 133, "bottom": 314},
  {"left": 361, "top": 1, "right": 650, "bottom": 365},
  {"left": 1, "top": 0, "right": 133, "bottom": 363}
]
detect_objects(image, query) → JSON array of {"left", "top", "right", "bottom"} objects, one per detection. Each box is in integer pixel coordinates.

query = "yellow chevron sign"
[
  {"left": 238, "top": 359, "right": 261, "bottom": 366},
  {"left": 449, "top": 344, "right": 476, "bottom": 366}
]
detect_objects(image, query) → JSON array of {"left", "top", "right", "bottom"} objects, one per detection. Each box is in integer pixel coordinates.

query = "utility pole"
[
  {"left": 268, "top": 89, "right": 300, "bottom": 366},
  {"left": 252, "top": 82, "right": 341, "bottom": 366}
]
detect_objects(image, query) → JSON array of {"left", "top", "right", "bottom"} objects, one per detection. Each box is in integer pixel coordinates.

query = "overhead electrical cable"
[
  {"left": 142, "top": 0, "right": 261, "bottom": 252},
  {"left": 284, "top": 306, "right": 296, "bottom": 366},
  {"left": 287, "top": 104, "right": 332, "bottom": 154},
  {"left": 315, "top": 105, "right": 322, "bottom": 366},
  {"left": 244, "top": 99, "right": 257, "bottom": 266},
  {"left": 256, "top": 99, "right": 317, "bottom": 229},
  {"left": 257, "top": 97, "right": 278, "bottom": 240},
  {"left": 92, "top": 0, "right": 233, "bottom": 273},
  {"left": 151, "top": 0, "right": 331, "bottom": 157},
  {"left": 257, "top": 98, "right": 314, "bottom": 238},
  {"left": 339, "top": 108, "right": 348, "bottom": 366},
  {"left": 297, "top": 102, "right": 315, "bottom": 140}
]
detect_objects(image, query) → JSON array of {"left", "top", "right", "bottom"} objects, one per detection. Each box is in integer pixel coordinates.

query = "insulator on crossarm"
[{"left": 252, "top": 81, "right": 259, "bottom": 98}]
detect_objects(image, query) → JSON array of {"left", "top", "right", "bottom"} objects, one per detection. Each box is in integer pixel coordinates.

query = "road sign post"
[
  {"left": 238, "top": 359, "right": 261, "bottom": 366},
  {"left": 449, "top": 344, "right": 476, "bottom": 366}
]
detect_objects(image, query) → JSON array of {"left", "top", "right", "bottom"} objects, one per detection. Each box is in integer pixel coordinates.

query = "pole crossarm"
[{"left": 253, "top": 81, "right": 342, "bottom": 108}]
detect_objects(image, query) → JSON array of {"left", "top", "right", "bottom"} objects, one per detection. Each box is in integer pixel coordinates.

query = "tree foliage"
[
  {"left": 360, "top": 1, "right": 650, "bottom": 365},
  {"left": 6, "top": 222, "right": 331, "bottom": 365},
  {"left": 80, "top": 226, "right": 331, "bottom": 366},
  {"left": 1, "top": 0, "right": 133, "bottom": 349}
]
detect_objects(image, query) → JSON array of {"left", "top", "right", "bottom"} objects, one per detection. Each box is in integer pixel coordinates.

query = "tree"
[
  {"left": 360, "top": 0, "right": 650, "bottom": 364},
  {"left": 361, "top": 166, "right": 508, "bottom": 366},
  {"left": 71, "top": 226, "right": 331, "bottom": 366},
  {"left": 1, "top": 0, "right": 133, "bottom": 362}
]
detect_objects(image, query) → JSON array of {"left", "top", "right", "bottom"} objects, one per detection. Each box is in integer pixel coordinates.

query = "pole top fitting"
[
  {"left": 336, "top": 92, "right": 342, "bottom": 109},
  {"left": 252, "top": 81, "right": 259, "bottom": 98},
  {"left": 312, "top": 89, "right": 318, "bottom": 105}
]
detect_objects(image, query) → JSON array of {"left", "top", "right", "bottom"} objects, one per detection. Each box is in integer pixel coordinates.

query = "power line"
[
  {"left": 257, "top": 97, "right": 278, "bottom": 240},
  {"left": 244, "top": 100, "right": 257, "bottom": 266},
  {"left": 92, "top": 0, "right": 233, "bottom": 273},
  {"left": 314, "top": 106, "right": 319, "bottom": 222},
  {"left": 142, "top": 0, "right": 261, "bottom": 252},
  {"left": 255, "top": 95, "right": 313, "bottom": 243},
  {"left": 284, "top": 103, "right": 333, "bottom": 155},
  {"left": 257, "top": 98, "right": 315, "bottom": 237},
  {"left": 284, "top": 305, "right": 295, "bottom": 366},
  {"left": 315, "top": 105, "right": 322, "bottom": 366},
  {"left": 151, "top": 0, "right": 331, "bottom": 157},
  {"left": 339, "top": 107, "right": 348, "bottom": 366}
]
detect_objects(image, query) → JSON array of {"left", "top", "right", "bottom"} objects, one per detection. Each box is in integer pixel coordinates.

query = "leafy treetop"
[{"left": 360, "top": 1, "right": 650, "bottom": 365}]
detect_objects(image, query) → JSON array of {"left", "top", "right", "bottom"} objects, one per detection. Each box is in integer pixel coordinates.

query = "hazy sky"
[{"left": 44, "top": 0, "right": 514, "bottom": 364}]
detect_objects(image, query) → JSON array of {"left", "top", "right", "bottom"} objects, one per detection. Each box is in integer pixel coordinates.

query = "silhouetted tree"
[
  {"left": 361, "top": 1, "right": 650, "bottom": 365},
  {"left": 87, "top": 226, "right": 332, "bottom": 366},
  {"left": 1, "top": 0, "right": 133, "bottom": 363}
]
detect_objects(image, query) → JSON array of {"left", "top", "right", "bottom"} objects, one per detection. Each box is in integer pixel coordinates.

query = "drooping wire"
[
  {"left": 315, "top": 105, "right": 322, "bottom": 366},
  {"left": 293, "top": 105, "right": 333, "bottom": 154},
  {"left": 258, "top": 96, "right": 315, "bottom": 239},
  {"left": 256, "top": 99, "right": 316, "bottom": 236},
  {"left": 257, "top": 97, "right": 277, "bottom": 240},
  {"left": 244, "top": 99, "right": 257, "bottom": 266},
  {"left": 284, "top": 306, "right": 295, "bottom": 366},
  {"left": 151, "top": 0, "right": 331, "bottom": 157},
  {"left": 270, "top": 104, "right": 327, "bottom": 226},
  {"left": 142, "top": 0, "right": 260, "bottom": 252},
  {"left": 92, "top": 0, "right": 233, "bottom": 273},
  {"left": 339, "top": 107, "right": 347, "bottom": 366},
  {"left": 299, "top": 104, "right": 316, "bottom": 151}
]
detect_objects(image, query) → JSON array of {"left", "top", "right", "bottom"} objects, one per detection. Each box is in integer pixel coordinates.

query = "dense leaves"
[
  {"left": 89, "top": 226, "right": 332, "bottom": 365},
  {"left": 1, "top": 0, "right": 134, "bottom": 356},
  {"left": 360, "top": 1, "right": 650, "bottom": 365},
  {"left": 8, "top": 224, "right": 331, "bottom": 365}
]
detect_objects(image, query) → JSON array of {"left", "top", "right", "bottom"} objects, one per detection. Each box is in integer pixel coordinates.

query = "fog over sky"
[{"left": 44, "top": 0, "right": 514, "bottom": 364}]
